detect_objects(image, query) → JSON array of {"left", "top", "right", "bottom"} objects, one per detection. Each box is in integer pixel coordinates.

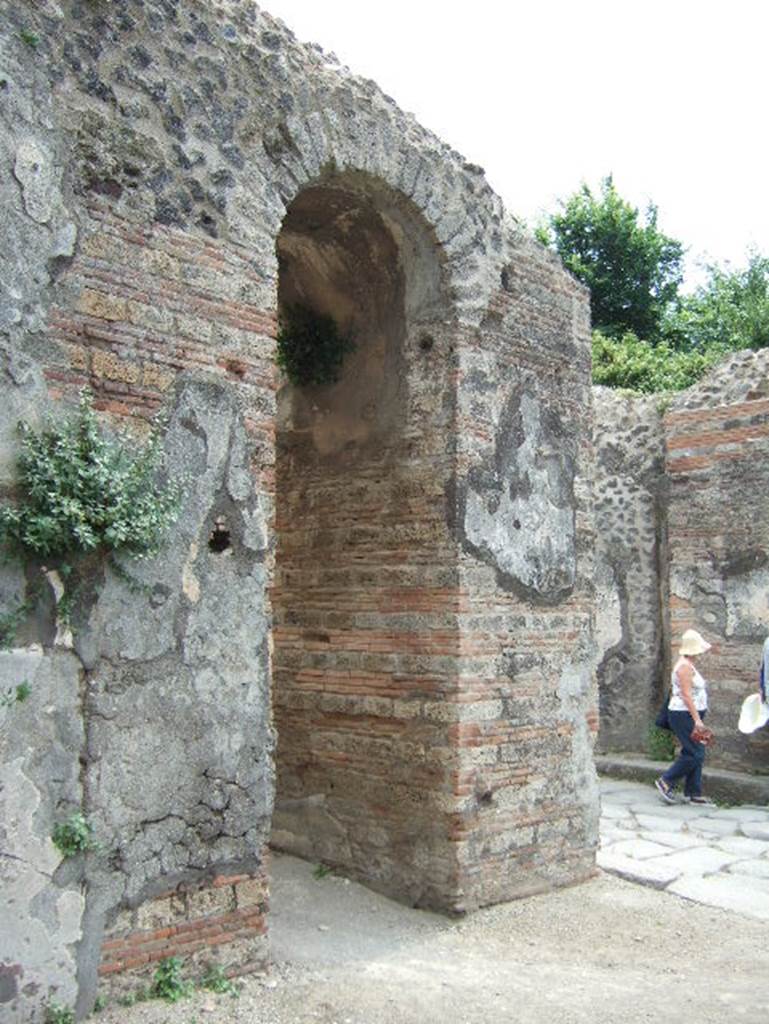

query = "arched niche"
[
  {"left": 271, "top": 172, "right": 454, "bottom": 902},
  {"left": 275, "top": 171, "right": 446, "bottom": 458}
]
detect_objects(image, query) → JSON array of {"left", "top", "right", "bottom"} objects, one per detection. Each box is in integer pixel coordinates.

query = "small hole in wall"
[
  {"left": 419, "top": 334, "right": 434, "bottom": 352},
  {"left": 208, "top": 517, "right": 231, "bottom": 553},
  {"left": 479, "top": 790, "right": 494, "bottom": 805},
  {"left": 513, "top": 519, "right": 521, "bottom": 530}
]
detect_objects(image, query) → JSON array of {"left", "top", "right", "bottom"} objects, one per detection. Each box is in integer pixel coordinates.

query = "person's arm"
[{"left": 677, "top": 662, "right": 704, "bottom": 728}]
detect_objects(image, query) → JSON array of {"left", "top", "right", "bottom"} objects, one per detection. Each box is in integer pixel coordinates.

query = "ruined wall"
[
  {"left": 451, "top": 249, "right": 598, "bottom": 906},
  {"left": 1, "top": 3, "right": 279, "bottom": 1018},
  {"left": 0, "top": 0, "right": 598, "bottom": 1017},
  {"left": 593, "top": 389, "right": 667, "bottom": 752},
  {"left": 270, "top": 175, "right": 467, "bottom": 908},
  {"left": 593, "top": 353, "right": 769, "bottom": 773},
  {"left": 664, "top": 350, "right": 769, "bottom": 771}
]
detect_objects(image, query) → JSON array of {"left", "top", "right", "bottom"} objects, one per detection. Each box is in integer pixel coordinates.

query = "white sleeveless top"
[{"left": 669, "top": 660, "right": 708, "bottom": 712}]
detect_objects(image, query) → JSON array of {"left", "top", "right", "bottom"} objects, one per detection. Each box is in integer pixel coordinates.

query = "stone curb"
[{"left": 596, "top": 754, "right": 769, "bottom": 805}]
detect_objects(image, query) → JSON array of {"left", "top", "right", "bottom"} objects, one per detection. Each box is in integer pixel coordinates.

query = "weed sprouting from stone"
[
  {"left": 151, "top": 957, "right": 193, "bottom": 1002},
  {"left": 19, "top": 28, "right": 39, "bottom": 49},
  {"left": 646, "top": 724, "right": 676, "bottom": 761},
  {"left": 44, "top": 1002, "right": 74, "bottom": 1024},
  {"left": 0, "top": 681, "right": 30, "bottom": 708},
  {"left": 51, "top": 812, "right": 98, "bottom": 858},
  {"left": 200, "top": 965, "right": 241, "bottom": 997}
]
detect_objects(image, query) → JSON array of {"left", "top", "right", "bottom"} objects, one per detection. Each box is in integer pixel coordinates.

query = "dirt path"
[{"left": 98, "top": 851, "right": 769, "bottom": 1024}]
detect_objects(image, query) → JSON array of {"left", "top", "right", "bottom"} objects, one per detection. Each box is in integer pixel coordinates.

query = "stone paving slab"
[
  {"left": 599, "top": 777, "right": 769, "bottom": 921},
  {"left": 608, "top": 838, "right": 675, "bottom": 860},
  {"left": 712, "top": 806, "right": 769, "bottom": 821},
  {"left": 667, "top": 874, "right": 769, "bottom": 920},
  {"left": 686, "top": 816, "right": 740, "bottom": 836},
  {"left": 642, "top": 846, "right": 744, "bottom": 875},
  {"left": 635, "top": 812, "right": 687, "bottom": 832},
  {"left": 638, "top": 830, "right": 707, "bottom": 850},
  {"left": 596, "top": 849, "right": 682, "bottom": 888},
  {"left": 742, "top": 823, "right": 769, "bottom": 841},
  {"left": 717, "top": 836, "right": 769, "bottom": 856},
  {"left": 727, "top": 859, "right": 769, "bottom": 879}
]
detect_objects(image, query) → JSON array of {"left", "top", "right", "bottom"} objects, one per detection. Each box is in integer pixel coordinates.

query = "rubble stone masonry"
[
  {"left": 593, "top": 352, "right": 769, "bottom": 773},
  {"left": 0, "top": 1, "right": 597, "bottom": 1019}
]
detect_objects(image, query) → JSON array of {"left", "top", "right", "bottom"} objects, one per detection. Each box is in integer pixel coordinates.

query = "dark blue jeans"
[{"left": 662, "top": 710, "right": 707, "bottom": 798}]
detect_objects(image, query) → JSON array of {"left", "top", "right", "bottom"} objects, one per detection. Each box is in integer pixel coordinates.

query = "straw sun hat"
[
  {"left": 679, "top": 629, "right": 712, "bottom": 656},
  {"left": 738, "top": 693, "right": 769, "bottom": 734}
]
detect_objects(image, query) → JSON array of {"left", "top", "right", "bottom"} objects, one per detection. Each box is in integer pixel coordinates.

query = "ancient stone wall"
[
  {"left": 593, "top": 389, "right": 667, "bottom": 752},
  {"left": 0, "top": 0, "right": 598, "bottom": 1018},
  {"left": 664, "top": 350, "right": 769, "bottom": 771},
  {"left": 593, "top": 353, "right": 769, "bottom": 773},
  {"left": 450, "top": 248, "right": 598, "bottom": 905}
]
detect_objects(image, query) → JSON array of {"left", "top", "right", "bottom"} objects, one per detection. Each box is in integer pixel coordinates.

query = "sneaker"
[
  {"left": 686, "top": 795, "right": 715, "bottom": 805},
  {"left": 655, "top": 777, "right": 676, "bottom": 805}
]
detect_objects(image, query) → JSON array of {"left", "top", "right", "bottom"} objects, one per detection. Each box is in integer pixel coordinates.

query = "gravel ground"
[{"left": 95, "top": 852, "right": 769, "bottom": 1024}]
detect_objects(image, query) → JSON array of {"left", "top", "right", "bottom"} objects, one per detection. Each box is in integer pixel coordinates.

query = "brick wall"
[
  {"left": 665, "top": 369, "right": 769, "bottom": 770},
  {"left": 451, "top": 247, "right": 598, "bottom": 908},
  {"left": 271, "top": 318, "right": 465, "bottom": 909},
  {"left": 99, "top": 867, "right": 269, "bottom": 992},
  {"left": 48, "top": 197, "right": 277, "bottom": 477},
  {"left": 44, "top": 195, "right": 279, "bottom": 985}
]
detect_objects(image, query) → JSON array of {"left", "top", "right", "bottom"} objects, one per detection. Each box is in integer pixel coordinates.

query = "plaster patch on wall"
[
  {"left": 725, "top": 568, "right": 769, "bottom": 637},
  {"left": 594, "top": 578, "right": 623, "bottom": 657},
  {"left": 0, "top": 758, "right": 83, "bottom": 1013},
  {"left": 182, "top": 542, "right": 201, "bottom": 603},
  {"left": 13, "top": 140, "right": 58, "bottom": 225},
  {"left": 463, "top": 391, "right": 576, "bottom": 601}
]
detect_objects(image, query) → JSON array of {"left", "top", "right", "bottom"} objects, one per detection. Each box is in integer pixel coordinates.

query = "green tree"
[
  {"left": 539, "top": 176, "right": 684, "bottom": 342},
  {"left": 665, "top": 250, "right": 769, "bottom": 352},
  {"left": 591, "top": 330, "right": 727, "bottom": 394}
]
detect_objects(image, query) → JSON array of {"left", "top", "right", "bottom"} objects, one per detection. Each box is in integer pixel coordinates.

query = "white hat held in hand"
[
  {"left": 738, "top": 693, "right": 769, "bottom": 734},
  {"left": 679, "top": 629, "right": 712, "bottom": 656}
]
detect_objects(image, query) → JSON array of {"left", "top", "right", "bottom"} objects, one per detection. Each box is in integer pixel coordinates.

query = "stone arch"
[
  {"left": 257, "top": 81, "right": 509, "bottom": 326},
  {"left": 274, "top": 169, "right": 448, "bottom": 454}
]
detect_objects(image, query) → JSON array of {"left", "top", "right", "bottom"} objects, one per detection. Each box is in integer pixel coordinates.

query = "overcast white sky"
[{"left": 260, "top": 0, "right": 768, "bottom": 289}]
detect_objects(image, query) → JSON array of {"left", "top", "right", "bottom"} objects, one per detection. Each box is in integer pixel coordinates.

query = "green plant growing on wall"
[
  {"left": 19, "top": 28, "right": 40, "bottom": 49},
  {"left": 51, "top": 812, "right": 98, "bottom": 858},
  {"left": 276, "top": 305, "right": 355, "bottom": 387},
  {"left": 200, "top": 965, "right": 241, "bottom": 997},
  {"left": 0, "top": 681, "right": 30, "bottom": 708},
  {"left": 646, "top": 724, "right": 676, "bottom": 761},
  {"left": 150, "top": 957, "right": 193, "bottom": 1002},
  {"left": 44, "top": 1002, "right": 74, "bottom": 1024},
  {"left": 0, "top": 391, "right": 182, "bottom": 643}
]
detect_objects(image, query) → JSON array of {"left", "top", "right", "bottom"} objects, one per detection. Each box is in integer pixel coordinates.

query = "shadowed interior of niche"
[{"left": 270, "top": 173, "right": 450, "bottom": 901}]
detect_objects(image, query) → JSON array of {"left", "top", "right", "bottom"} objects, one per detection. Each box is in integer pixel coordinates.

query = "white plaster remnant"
[
  {"left": 0, "top": 759, "right": 83, "bottom": 1013},
  {"left": 724, "top": 567, "right": 769, "bottom": 636},
  {"left": 13, "top": 141, "right": 58, "bottom": 224},
  {"left": 465, "top": 393, "right": 575, "bottom": 597},
  {"left": 594, "top": 575, "right": 622, "bottom": 655},
  {"left": 46, "top": 569, "right": 74, "bottom": 647},
  {"left": 182, "top": 541, "right": 201, "bottom": 603}
]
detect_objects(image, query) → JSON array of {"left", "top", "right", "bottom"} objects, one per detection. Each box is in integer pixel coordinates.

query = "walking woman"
[{"left": 655, "top": 629, "right": 714, "bottom": 805}]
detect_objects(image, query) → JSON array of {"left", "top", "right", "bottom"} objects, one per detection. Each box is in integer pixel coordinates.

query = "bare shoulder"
[{"left": 675, "top": 658, "right": 694, "bottom": 682}]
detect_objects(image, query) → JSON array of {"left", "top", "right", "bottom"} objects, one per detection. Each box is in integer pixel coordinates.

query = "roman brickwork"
[
  {"left": 450, "top": 249, "right": 598, "bottom": 906},
  {"left": 0, "top": 0, "right": 597, "bottom": 1018},
  {"left": 664, "top": 351, "right": 769, "bottom": 771},
  {"left": 593, "top": 352, "right": 769, "bottom": 773}
]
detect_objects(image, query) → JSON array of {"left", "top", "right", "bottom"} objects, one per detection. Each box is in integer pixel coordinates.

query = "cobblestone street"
[{"left": 599, "top": 776, "right": 769, "bottom": 919}]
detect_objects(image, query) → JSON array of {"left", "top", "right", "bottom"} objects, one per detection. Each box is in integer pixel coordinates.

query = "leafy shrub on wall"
[
  {"left": 276, "top": 305, "right": 354, "bottom": 387},
  {"left": 0, "top": 391, "right": 182, "bottom": 643}
]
